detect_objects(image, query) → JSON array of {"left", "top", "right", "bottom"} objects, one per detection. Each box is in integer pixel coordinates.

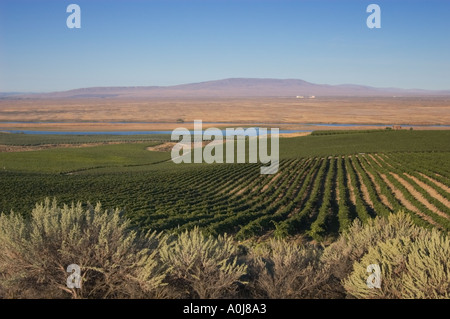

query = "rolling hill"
[{"left": 6, "top": 78, "right": 450, "bottom": 99}]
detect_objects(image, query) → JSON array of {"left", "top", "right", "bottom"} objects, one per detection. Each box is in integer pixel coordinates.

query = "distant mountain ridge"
[{"left": 5, "top": 78, "right": 450, "bottom": 99}]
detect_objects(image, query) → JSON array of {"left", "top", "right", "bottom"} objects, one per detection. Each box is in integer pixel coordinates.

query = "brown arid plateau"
[
  {"left": 1, "top": 96, "right": 450, "bottom": 132},
  {"left": 1, "top": 79, "right": 449, "bottom": 132}
]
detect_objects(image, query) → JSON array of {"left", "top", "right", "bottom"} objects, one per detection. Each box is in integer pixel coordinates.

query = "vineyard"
[{"left": 1, "top": 136, "right": 449, "bottom": 241}]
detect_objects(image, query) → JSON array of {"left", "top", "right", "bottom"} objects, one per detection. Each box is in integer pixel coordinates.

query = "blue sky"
[{"left": 0, "top": 0, "right": 449, "bottom": 92}]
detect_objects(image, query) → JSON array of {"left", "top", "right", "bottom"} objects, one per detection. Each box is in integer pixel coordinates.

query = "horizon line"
[{"left": 1, "top": 77, "right": 450, "bottom": 95}]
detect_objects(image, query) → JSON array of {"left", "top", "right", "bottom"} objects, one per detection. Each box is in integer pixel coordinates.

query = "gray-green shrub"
[
  {"left": 343, "top": 229, "right": 450, "bottom": 299},
  {"left": 247, "top": 239, "right": 329, "bottom": 298},
  {"left": 0, "top": 199, "right": 167, "bottom": 299},
  {"left": 160, "top": 227, "right": 247, "bottom": 299},
  {"left": 321, "top": 210, "right": 423, "bottom": 282}
]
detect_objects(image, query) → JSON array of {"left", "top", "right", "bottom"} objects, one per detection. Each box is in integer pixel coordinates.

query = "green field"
[
  {"left": 0, "top": 143, "right": 170, "bottom": 173},
  {"left": 0, "top": 130, "right": 449, "bottom": 241},
  {"left": 281, "top": 130, "right": 450, "bottom": 158},
  {"left": 0, "top": 132, "right": 171, "bottom": 145}
]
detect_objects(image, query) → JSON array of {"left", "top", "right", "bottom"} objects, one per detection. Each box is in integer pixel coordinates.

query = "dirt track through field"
[{"left": 146, "top": 142, "right": 176, "bottom": 152}]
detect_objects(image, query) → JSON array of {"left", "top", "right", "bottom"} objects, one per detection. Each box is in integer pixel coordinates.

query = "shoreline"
[{"left": 1, "top": 122, "right": 450, "bottom": 133}]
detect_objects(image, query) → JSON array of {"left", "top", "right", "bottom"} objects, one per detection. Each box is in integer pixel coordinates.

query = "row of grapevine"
[
  {"left": 344, "top": 157, "right": 371, "bottom": 222},
  {"left": 373, "top": 154, "right": 450, "bottom": 218},
  {"left": 366, "top": 154, "right": 450, "bottom": 230},
  {"left": 235, "top": 158, "right": 319, "bottom": 239},
  {"left": 2, "top": 150, "right": 449, "bottom": 240},
  {"left": 383, "top": 153, "right": 450, "bottom": 202},
  {"left": 273, "top": 158, "right": 328, "bottom": 237},
  {"left": 336, "top": 156, "right": 352, "bottom": 231},
  {"left": 308, "top": 157, "right": 336, "bottom": 240},
  {"left": 352, "top": 156, "right": 391, "bottom": 218}
]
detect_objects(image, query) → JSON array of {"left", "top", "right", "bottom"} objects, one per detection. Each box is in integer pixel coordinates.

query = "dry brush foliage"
[
  {"left": 321, "top": 211, "right": 424, "bottom": 282},
  {"left": 343, "top": 229, "right": 450, "bottom": 299},
  {"left": 0, "top": 199, "right": 167, "bottom": 298},
  {"left": 160, "top": 227, "right": 247, "bottom": 299},
  {"left": 246, "top": 239, "right": 330, "bottom": 299},
  {"left": 0, "top": 200, "right": 449, "bottom": 299}
]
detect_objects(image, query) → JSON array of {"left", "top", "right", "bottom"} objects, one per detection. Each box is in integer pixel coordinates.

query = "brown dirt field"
[
  {"left": 390, "top": 172, "right": 449, "bottom": 220},
  {"left": 1, "top": 97, "right": 449, "bottom": 132},
  {"left": 405, "top": 173, "right": 450, "bottom": 209},
  {"left": 379, "top": 174, "right": 440, "bottom": 228},
  {"left": 419, "top": 173, "right": 450, "bottom": 193}
]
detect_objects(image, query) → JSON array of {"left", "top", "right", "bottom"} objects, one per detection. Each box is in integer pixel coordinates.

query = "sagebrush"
[
  {"left": 246, "top": 239, "right": 329, "bottom": 298},
  {"left": 0, "top": 199, "right": 166, "bottom": 298},
  {"left": 343, "top": 229, "right": 450, "bottom": 299},
  {"left": 0, "top": 201, "right": 448, "bottom": 299},
  {"left": 160, "top": 227, "right": 247, "bottom": 299}
]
